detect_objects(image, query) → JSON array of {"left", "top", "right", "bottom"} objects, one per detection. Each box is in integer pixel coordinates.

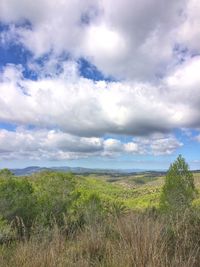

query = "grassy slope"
[{"left": 77, "top": 172, "right": 200, "bottom": 210}]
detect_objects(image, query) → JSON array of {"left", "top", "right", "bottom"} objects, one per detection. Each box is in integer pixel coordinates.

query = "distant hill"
[
  {"left": 6, "top": 166, "right": 200, "bottom": 176},
  {"left": 10, "top": 166, "right": 149, "bottom": 176}
]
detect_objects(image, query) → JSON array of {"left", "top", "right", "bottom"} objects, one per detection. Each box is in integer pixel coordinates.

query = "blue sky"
[{"left": 0, "top": 0, "right": 200, "bottom": 170}]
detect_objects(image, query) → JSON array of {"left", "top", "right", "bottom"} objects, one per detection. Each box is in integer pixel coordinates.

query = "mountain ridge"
[{"left": 9, "top": 166, "right": 158, "bottom": 176}]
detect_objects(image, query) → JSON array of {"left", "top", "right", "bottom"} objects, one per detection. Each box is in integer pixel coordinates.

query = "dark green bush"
[{"left": 0, "top": 177, "right": 37, "bottom": 228}]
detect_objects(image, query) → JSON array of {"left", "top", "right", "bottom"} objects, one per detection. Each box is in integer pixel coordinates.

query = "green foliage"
[
  {"left": 0, "top": 171, "right": 78, "bottom": 232},
  {"left": 0, "top": 169, "right": 14, "bottom": 178},
  {"left": 69, "top": 191, "right": 106, "bottom": 228},
  {"left": 0, "top": 177, "right": 37, "bottom": 227},
  {"left": 125, "top": 190, "right": 160, "bottom": 209},
  {"left": 160, "top": 155, "right": 197, "bottom": 213},
  {"left": 33, "top": 171, "right": 77, "bottom": 227},
  {"left": 132, "top": 175, "right": 158, "bottom": 185},
  {"left": 68, "top": 182, "right": 127, "bottom": 231},
  {"left": 0, "top": 165, "right": 198, "bottom": 245}
]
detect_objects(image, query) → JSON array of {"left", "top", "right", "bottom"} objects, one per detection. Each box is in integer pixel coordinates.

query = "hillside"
[{"left": 0, "top": 169, "right": 200, "bottom": 266}]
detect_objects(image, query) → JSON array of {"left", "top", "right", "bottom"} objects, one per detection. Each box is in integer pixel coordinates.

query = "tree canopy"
[{"left": 160, "top": 155, "right": 197, "bottom": 213}]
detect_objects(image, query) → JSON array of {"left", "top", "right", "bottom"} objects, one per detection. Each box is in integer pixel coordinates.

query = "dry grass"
[{"left": 1, "top": 210, "right": 200, "bottom": 267}]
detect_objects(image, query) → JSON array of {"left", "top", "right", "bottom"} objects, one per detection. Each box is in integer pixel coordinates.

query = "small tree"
[
  {"left": 160, "top": 155, "right": 197, "bottom": 213},
  {"left": 0, "top": 168, "right": 14, "bottom": 178},
  {"left": 0, "top": 178, "right": 37, "bottom": 228}
]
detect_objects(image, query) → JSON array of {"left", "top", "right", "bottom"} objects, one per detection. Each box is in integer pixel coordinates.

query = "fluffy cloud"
[
  {"left": 178, "top": 0, "right": 200, "bottom": 52},
  {"left": 0, "top": 63, "right": 178, "bottom": 136},
  {"left": 0, "top": 128, "right": 181, "bottom": 160},
  {"left": 134, "top": 134, "right": 183, "bottom": 155},
  {"left": 1, "top": 0, "right": 200, "bottom": 80},
  {"left": 0, "top": 128, "right": 103, "bottom": 160},
  {"left": 1, "top": 57, "right": 200, "bottom": 138},
  {"left": 83, "top": 0, "right": 184, "bottom": 80},
  {"left": 0, "top": 0, "right": 95, "bottom": 57}
]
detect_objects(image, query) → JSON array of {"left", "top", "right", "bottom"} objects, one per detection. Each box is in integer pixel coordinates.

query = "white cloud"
[
  {"left": 0, "top": 128, "right": 181, "bottom": 160},
  {"left": 0, "top": 63, "right": 175, "bottom": 136},
  {"left": 103, "top": 139, "right": 122, "bottom": 153},
  {"left": 1, "top": 57, "right": 200, "bottom": 139},
  {"left": 2, "top": 0, "right": 200, "bottom": 80},
  {"left": 178, "top": 0, "right": 200, "bottom": 52},
  {"left": 124, "top": 142, "right": 139, "bottom": 153},
  {"left": 0, "top": 0, "right": 95, "bottom": 57},
  {"left": 82, "top": 0, "right": 185, "bottom": 80},
  {"left": 0, "top": 128, "right": 103, "bottom": 160},
  {"left": 163, "top": 56, "right": 200, "bottom": 128},
  {"left": 134, "top": 134, "right": 183, "bottom": 155}
]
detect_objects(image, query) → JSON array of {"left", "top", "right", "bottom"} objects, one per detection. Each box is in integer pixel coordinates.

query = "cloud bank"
[{"left": 0, "top": 128, "right": 182, "bottom": 160}]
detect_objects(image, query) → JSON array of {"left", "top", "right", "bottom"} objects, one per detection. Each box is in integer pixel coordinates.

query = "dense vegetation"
[{"left": 0, "top": 156, "right": 200, "bottom": 266}]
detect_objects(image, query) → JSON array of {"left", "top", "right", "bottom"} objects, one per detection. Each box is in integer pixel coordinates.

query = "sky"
[{"left": 0, "top": 0, "right": 200, "bottom": 170}]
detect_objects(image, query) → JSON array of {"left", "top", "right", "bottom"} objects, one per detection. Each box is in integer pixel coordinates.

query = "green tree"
[
  {"left": 0, "top": 177, "right": 37, "bottom": 228},
  {"left": 34, "top": 171, "right": 77, "bottom": 226},
  {"left": 160, "top": 155, "right": 197, "bottom": 213},
  {"left": 0, "top": 168, "right": 14, "bottom": 178}
]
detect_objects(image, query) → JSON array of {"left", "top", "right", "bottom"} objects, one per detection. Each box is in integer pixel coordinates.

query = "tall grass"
[{"left": 1, "top": 209, "right": 200, "bottom": 267}]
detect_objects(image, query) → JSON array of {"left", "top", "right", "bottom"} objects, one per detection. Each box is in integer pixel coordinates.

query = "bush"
[
  {"left": 0, "top": 177, "right": 37, "bottom": 228},
  {"left": 0, "top": 216, "right": 16, "bottom": 244},
  {"left": 33, "top": 171, "right": 77, "bottom": 227},
  {"left": 0, "top": 169, "right": 14, "bottom": 178}
]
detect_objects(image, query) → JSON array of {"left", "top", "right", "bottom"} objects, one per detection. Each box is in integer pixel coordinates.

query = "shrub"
[
  {"left": 0, "top": 177, "right": 37, "bottom": 228},
  {"left": 33, "top": 171, "right": 77, "bottom": 227},
  {"left": 0, "top": 216, "right": 16, "bottom": 244},
  {"left": 0, "top": 169, "right": 14, "bottom": 178}
]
